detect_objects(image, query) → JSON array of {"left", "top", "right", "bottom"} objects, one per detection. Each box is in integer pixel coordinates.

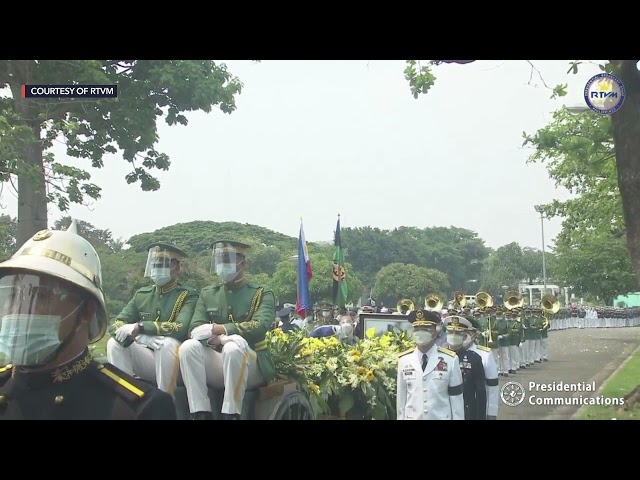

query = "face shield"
[
  {"left": 211, "top": 242, "right": 244, "bottom": 283},
  {"left": 0, "top": 273, "right": 85, "bottom": 367},
  {"left": 144, "top": 247, "right": 179, "bottom": 286}
]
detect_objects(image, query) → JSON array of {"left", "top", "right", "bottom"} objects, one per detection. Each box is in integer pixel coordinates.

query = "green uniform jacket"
[
  {"left": 495, "top": 317, "right": 510, "bottom": 348},
  {"left": 509, "top": 318, "right": 524, "bottom": 346},
  {"left": 523, "top": 316, "right": 534, "bottom": 341},
  {"left": 108, "top": 281, "right": 199, "bottom": 347},
  {"left": 530, "top": 316, "right": 543, "bottom": 340},
  {"left": 486, "top": 316, "right": 499, "bottom": 349},
  {"left": 541, "top": 317, "right": 550, "bottom": 338},
  {"left": 188, "top": 281, "right": 276, "bottom": 383}
]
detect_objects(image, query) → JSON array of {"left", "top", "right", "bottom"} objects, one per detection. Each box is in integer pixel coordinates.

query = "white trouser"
[
  {"left": 491, "top": 349, "right": 499, "bottom": 372},
  {"left": 528, "top": 339, "right": 536, "bottom": 363},
  {"left": 179, "top": 339, "right": 264, "bottom": 415},
  {"left": 509, "top": 345, "right": 520, "bottom": 371},
  {"left": 106, "top": 337, "right": 182, "bottom": 396},
  {"left": 499, "top": 346, "right": 510, "bottom": 374},
  {"left": 519, "top": 342, "right": 527, "bottom": 367},
  {"left": 541, "top": 337, "right": 549, "bottom": 360}
]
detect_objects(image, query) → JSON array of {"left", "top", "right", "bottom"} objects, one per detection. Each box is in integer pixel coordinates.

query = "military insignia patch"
[{"left": 32, "top": 229, "right": 53, "bottom": 241}]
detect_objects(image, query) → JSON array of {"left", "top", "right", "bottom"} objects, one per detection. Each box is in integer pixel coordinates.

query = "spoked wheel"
[{"left": 269, "top": 391, "right": 315, "bottom": 420}]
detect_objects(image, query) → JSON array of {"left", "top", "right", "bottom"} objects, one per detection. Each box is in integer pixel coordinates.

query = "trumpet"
[
  {"left": 453, "top": 291, "right": 467, "bottom": 309},
  {"left": 476, "top": 291, "right": 494, "bottom": 309},
  {"left": 425, "top": 293, "right": 444, "bottom": 311},
  {"left": 396, "top": 298, "right": 415, "bottom": 314},
  {"left": 504, "top": 291, "right": 524, "bottom": 310}
]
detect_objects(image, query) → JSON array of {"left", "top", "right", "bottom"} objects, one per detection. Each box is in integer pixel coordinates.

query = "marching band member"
[{"left": 396, "top": 309, "right": 464, "bottom": 420}]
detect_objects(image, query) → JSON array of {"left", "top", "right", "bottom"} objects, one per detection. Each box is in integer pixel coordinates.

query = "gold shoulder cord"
[
  {"left": 168, "top": 290, "right": 189, "bottom": 322},
  {"left": 229, "top": 288, "right": 264, "bottom": 329}
]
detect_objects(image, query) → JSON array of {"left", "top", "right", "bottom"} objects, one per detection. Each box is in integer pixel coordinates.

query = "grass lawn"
[{"left": 578, "top": 348, "right": 640, "bottom": 420}]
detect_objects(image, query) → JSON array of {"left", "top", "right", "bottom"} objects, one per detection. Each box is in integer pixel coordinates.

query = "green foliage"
[
  {"left": 372, "top": 262, "right": 450, "bottom": 307},
  {"left": 554, "top": 232, "right": 637, "bottom": 305},
  {"left": 0, "top": 60, "right": 243, "bottom": 242},
  {"left": 523, "top": 107, "right": 620, "bottom": 243}
]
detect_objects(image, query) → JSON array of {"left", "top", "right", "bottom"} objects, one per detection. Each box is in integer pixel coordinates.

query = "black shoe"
[
  {"left": 191, "top": 411, "right": 213, "bottom": 420},
  {"left": 509, "top": 370, "right": 516, "bottom": 374},
  {"left": 222, "top": 413, "right": 240, "bottom": 420},
  {"left": 543, "top": 358, "right": 548, "bottom": 362}
]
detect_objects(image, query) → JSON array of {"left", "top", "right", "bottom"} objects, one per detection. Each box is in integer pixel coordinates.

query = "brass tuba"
[
  {"left": 425, "top": 293, "right": 444, "bottom": 311},
  {"left": 541, "top": 293, "right": 560, "bottom": 330},
  {"left": 454, "top": 291, "right": 467, "bottom": 308},
  {"left": 541, "top": 293, "right": 560, "bottom": 314},
  {"left": 396, "top": 298, "right": 415, "bottom": 314},
  {"left": 476, "top": 292, "right": 494, "bottom": 309},
  {"left": 504, "top": 291, "right": 524, "bottom": 310}
]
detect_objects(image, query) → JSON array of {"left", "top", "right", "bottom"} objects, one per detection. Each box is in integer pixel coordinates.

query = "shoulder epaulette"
[
  {"left": 476, "top": 345, "right": 492, "bottom": 352},
  {"left": 437, "top": 346, "right": 456, "bottom": 357},
  {"left": 0, "top": 365, "right": 12, "bottom": 387},
  {"left": 178, "top": 284, "right": 198, "bottom": 294},
  {"left": 399, "top": 348, "right": 414, "bottom": 357},
  {"left": 93, "top": 363, "right": 153, "bottom": 404}
]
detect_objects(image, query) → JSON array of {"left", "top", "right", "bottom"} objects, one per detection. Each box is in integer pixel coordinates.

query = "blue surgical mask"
[
  {"left": 0, "top": 314, "right": 63, "bottom": 366},
  {"left": 150, "top": 267, "right": 172, "bottom": 286},
  {"left": 216, "top": 263, "right": 237, "bottom": 283}
]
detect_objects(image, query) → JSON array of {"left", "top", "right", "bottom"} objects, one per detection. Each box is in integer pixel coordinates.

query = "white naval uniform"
[
  {"left": 106, "top": 337, "right": 182, "bottom": 396},
  {"left": 396, "top": 344, "right": 464, "bottom": 420},
  {"left": 468, "top": 343, "right": 499, "bottom": 418}
]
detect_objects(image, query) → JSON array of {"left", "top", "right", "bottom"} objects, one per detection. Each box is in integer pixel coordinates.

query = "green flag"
[{"left": 332, "top": 216, "right": 348, "bottom": 309}]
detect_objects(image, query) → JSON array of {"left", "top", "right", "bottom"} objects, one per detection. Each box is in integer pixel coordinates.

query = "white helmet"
[{"left": 0, "top": 220, "right": 107, "bottom": 343}]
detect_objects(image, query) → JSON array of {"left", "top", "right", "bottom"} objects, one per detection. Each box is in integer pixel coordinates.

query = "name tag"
[{"left": 403, "top": 368, "right": 417, "bottom": 381}]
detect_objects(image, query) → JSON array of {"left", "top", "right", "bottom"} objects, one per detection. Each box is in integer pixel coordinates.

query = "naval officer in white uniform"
[{"left": 396, "top": 308, "right": 464, "bottom": 420}]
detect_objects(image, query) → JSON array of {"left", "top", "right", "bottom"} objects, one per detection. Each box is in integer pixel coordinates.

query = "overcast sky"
[{"left": 3, "top": 60, "right": 604, "bottom": 250}]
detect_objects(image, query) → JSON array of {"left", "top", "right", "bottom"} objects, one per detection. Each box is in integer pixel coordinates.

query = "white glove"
[
  {"left": 115, "top": 323, "right": 137, "bottom": 343},
  {"left": 498, "top": 335, "right": 504, "bottom": 340},
  {"left": 135, "top": 334, "right": 165, "bottom": 350},
  {"left": 191, "top": 324, "right": 214, "bottom": 341},
  {"left": 481, "top": 331, "right": 488, "bottom": 338},
  {"left": 518, "top": 342, "right": 523, "bottom": 348},
  {"left": 219, "top": 334, "right": 249, "bottom": 350}
]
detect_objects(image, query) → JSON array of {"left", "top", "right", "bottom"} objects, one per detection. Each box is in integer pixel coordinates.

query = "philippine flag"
[{"left": 297, "top": 222, "right": 313, "bottom": 318}]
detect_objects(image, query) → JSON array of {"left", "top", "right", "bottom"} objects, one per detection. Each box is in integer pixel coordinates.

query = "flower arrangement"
[{"left": 266, "top": 327, "right": 414, "bottom": 420}]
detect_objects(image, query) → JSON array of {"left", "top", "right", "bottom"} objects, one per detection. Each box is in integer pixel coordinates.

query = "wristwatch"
[{"left": 137, "top": 322, "right": 145, "bottom": 333}]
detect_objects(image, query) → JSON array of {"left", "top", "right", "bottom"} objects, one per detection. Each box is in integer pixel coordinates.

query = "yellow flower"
[
  {"left": 356, "top": 366, "right": 367, "bottom": 375},
  {"left": 300, "top": 348, "right": 313, "bottom": 357},
  {"left": 365, "top": 370, "right": 375, "bottom": 382},
  {"left": 379, "top": 334, "right": 392, "bottom": 347},
  {"left": 309, "top": 384, "right": 320, "bottom": 394}
]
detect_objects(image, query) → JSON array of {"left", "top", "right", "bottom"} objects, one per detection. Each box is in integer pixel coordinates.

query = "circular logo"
[
  {"left": 32, "top": 229, "right": 53, "bottom": 241},
  {"left": 584, "top": 73, "right": 625, "bottom": 115},
  {"left": 500, "top": 381, "right": 526, "bottom": 407}
]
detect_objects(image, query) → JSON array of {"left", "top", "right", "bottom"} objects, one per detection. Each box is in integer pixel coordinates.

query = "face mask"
[
  {"left": 338, "top": 321, "right": 353, "bottom": 338},
  {"left": 216, "top": 263, "right": 237, "bottom": 283},
  {"left": 413, "top": 331, "right": 432, "bottom": 345},
  {"left": 447, "top": 333, "right": 465, "bottom": 348},
  {"left": 150, "top": 267, "right": 172, "bottom": 286},
  {"left": 0, "top": 314, "right": 64, "bottom": 366}
]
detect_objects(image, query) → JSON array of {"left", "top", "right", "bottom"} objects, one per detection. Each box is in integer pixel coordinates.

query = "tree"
[
  {"left": 403, "top": 59, "right": 640, "bottom": 284},
  {"left": 0, "top": 60, "right": 243, "bottom": 246},
  {"left": 372, "top": 263, "right": 450, "bottom": 307},
  {"left": 54, "top": 215, "right": 120, "bottom": 252},
  {"left": 0, "top": 215, "right": 17, "bottom": 259},
  {"left": 554, "top": 231, "right": 637, "bottom": 305},
  {"left": 523, "top": 107, "right": 620, "bottom": 244}
]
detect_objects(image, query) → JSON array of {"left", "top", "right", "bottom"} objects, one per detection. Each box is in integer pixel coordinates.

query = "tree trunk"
[
  {"left": 611, "top": 60, "right": 640, "bottom": 287},
  {"left": 16, "top": 123, "right": 48, "bottom": 247}
]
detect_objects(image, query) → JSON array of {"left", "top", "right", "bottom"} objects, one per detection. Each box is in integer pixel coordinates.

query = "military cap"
[
  {"left": 276, "top": 307, "right": 291, "bottom": 318},
  {"left": 467, "top": 317, "right": 481, "bottom": 330},
  {"left": 408, "top": 309, "right": 440, "bottom": 327},
  {"left": 147, "top": 242, "right": 188, "bottom": 261},
  {"left": 442, "top": 315, "right": 473, "bottom": 332},
  {"left": 211, "top": 240, "right": 251, "bottom": 255}
]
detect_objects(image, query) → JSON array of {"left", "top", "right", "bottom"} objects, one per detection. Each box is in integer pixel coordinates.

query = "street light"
[{"left": 534, "top": 205, "right": 547, "bottom": 293}]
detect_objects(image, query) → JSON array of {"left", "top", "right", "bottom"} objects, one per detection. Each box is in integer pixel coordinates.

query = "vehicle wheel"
[{"left": 269, "top": 391, "right": 315, "bottom": 420}]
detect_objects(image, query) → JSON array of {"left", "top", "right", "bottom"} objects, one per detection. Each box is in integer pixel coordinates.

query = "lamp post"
[
  {"left": 565, "top": 105, "right": 591, "bottom": 115},
  {"left": 534, "top": 205, "right": 547, "bottom": 294}
]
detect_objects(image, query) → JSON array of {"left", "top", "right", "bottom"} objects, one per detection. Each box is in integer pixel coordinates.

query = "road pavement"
[{"left": 496, "top": 326, "right": 640, "bottom": 420}]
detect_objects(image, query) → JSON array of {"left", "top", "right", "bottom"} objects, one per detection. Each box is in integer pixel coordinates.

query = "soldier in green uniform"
[
  {"left": 0, "top": 221, "right": 175, "bottom": 420},
  {"left": 540, "top": 308, "right": 550, "bottom": 361},
  {"left": 473, "top": 308, "right": 489, "bottom": 348},
  {"left": 522, "top": 307, "right": 534, "bottom": 367},
  {"left": 530, "top": 308, "right": 543, "bottom": 364},
  {"left": 179, "top": 240, "right": 276, "bottom": 420},
  {"left": 495, "top": 307, "right": 510, "bottom": 377},
  {"left": 507, "top": 308, "right": 524, "bottom": 373},
  {"left": 107, "top": 242, "right": 198, "bottom": 397}
]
